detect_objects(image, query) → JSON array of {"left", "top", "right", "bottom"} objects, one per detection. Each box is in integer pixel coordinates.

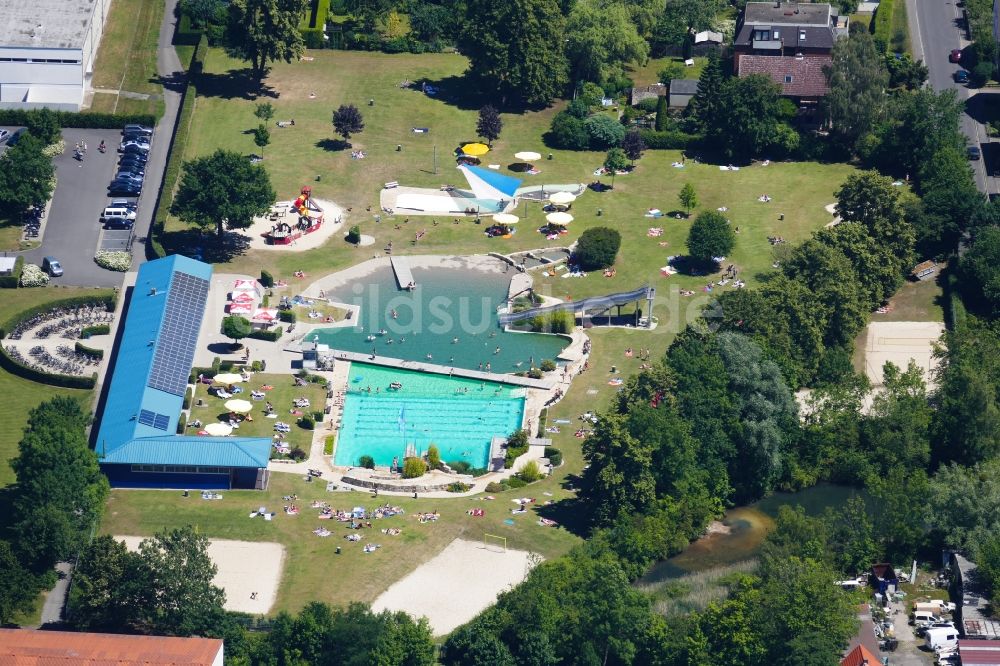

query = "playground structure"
[
  {"left": 264, "top": 186, "right": 325, "bottom": 245},
  {"left": 499, "top": 285, "right": 655, "bottom": 328}
]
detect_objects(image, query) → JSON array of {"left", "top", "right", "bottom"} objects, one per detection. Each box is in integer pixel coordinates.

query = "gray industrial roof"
[
  {"left": 0, "top": 0, "right": 98, "bottom": 49},
  {"left": 743, "top": 2, "right": 832, "bottom": 26}
]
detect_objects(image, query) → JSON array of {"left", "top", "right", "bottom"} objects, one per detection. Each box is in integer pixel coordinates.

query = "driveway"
[
  {"left": 23, "top": 129, "right": 127, "bottom": 287},
  {"left": 908, "top": 0, "right": 994, "bottom": 194}
]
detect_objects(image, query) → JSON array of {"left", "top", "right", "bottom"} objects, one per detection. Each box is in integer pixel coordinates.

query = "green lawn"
[
  {"left": 89, "top": 0, "right": 164, "bottom": 116},
  {"left": 0, "top": 288, "right": 113, "bottom": 486},
  {"left": 103, "top": 470, "right": 583, "bottom": 613},
  {"left": 185, "top": 374, "right": 326, "bottom": 453}
]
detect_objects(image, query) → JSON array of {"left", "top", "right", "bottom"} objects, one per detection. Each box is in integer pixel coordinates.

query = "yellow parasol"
[{"left": 461, "top": 142, "right": 490, "bottom": 156}]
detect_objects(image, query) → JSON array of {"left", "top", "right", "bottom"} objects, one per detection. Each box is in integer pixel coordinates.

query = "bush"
[
  {"left": 973, "top": 61, "right": 994, "bottom": 86},
  {"left": 19, "top": 264, "right": 49, "bottom": 287},
  {"left": 546, "top": 112, "right": 590, "bottom": 150},
  {"left": 251, "top": 360, "right": 266, "bottom": 372},
  {"left": 505, "top": 429, "right": 530, "bottom": 468},
  {"left": 0, "top": 256, "right": 24, "bottom": 288},
  {"left": 248, "top": 327, "right": 282, "bottom": 341},
  {"left": 635, "top": 97, "right": 660, "bottom": 113},
  {"left": 94, "top": 250, "right": 132, "bottom": 271},
  {"left": 427, "top": 444, "right": 442, "bottom": 470},
  {"left": 290, "top": 447, "right": 307, "bottom": 461},
  {"left": 346, "top": 225, "right": 361, "bottom": 244},
  {"left": 298, "top": 415, "right": 315, "bottom": 430},
  {"left": 517, "top": 460, "right": 544, "bottom": 483},
  {"left": 639, "top": 129, "right": 700, "bottom": 150},
  {"left": 506, "top": 476, "right": 527, "bottom": 489},
  {"left": 359, "top": 454, "right": 375, "bottom": 469},
  {"left": 278, "top": 310, "right": 296, "bottom": 323},
  {"left": 485, "top": 481, "right": 507, "bottom": 493},
  {"left": 312, "top": 410, "right": 324, "bottom": 423},
  {"left": 574, "top": 227, "right": 622, "bottom": 271},
  {"left": 529, "top": 310, "right": 573, "bottom": 334},
  {"left": 446, "top": 481, "right": 472, "bottom": 493},
  {"left": 402, "top": 457, "right": 427, "bottom": 478},
  {"left": 449, "top": 460, "right": 471, "bottom": 474},
  {"left": 260, "top": 270, "right": 274, "bottom": 288},
  {"left": 182, "top": 389, "right": 192, "bottom": 410},
  {"left": 80, "top": 324, "right": 110, "bottom": 338},
  {"left": 544, "top": 446, "right": 563, "bottom": 467},
  {"left": 585, "top": 114, "right": 626, "bottom": 150},
  {"left": 527, "top": 367, "right": 543, "bottom": 379},
  {"left": 540, "top": 359, "right": 557, "bottom": 372}
]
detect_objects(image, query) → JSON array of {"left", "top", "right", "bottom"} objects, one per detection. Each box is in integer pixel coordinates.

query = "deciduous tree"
[
  {"left": 332, "top": 104, "right": 365, "bottom": 143},
  {"left": 252, "top": 123, "right": 270, "bottom": 157},
  {"left": 678, "top": 182, "right": 698, "bottom": 214},
  {"left": 226, "top": 0, "right": 307, "bottom": 83},
  {"left": 460, "top": 0, "right": 568, "bottom": 106},
  {"left": 687, "top": 210, "right": 734, "bottom": 264},
  {"left": 476, "top": 105, "right": 503, "bottom": 146},
  {"left": 621, "top": 129, "right": 645, "bottom": 164},
  {"left": 823, "top": 27, "right": 889, "bottom": 153},
  {"left": 566, "top": 0, "right": 649, "bottom": 85},
  {"left": 603, "top": 147, "right": 629, "bottom": 186},
  {"left": 222, "top": 315, "right": 252, "bottom": 346},
  {"left": 171, "top": 149, "right": 276, "bottom": 240},
  {"left": 0, "top": 133, "right": 55, "bottom": 222},
  {"left": 0, "top": 541, "right": 38, "bottom": 624}
]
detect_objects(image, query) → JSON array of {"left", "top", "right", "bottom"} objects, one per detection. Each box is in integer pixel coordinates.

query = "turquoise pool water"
[
  {"left": 334, "top": 364, "right": 525, "bottom": 469},
  {"left": 310, "top": 261, "right": 568, "bottom": 372}
]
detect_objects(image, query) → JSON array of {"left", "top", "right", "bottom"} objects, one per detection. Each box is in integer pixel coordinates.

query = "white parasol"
[
  {"left": 545, "top": 212, "right": 574, "bottom": 225},
  {"left": 213, "top": 373, "right": 244, "bottom": 384},
  {"left": 548, "top": 191, "right": 576, "bottom": 204},
  {"left": 204, "top": 422, "right": 234, "bottom": 436},
  {"left": 224, "top": 399, "right": 254, "bottom": 413},
  {"left": 514, "top": 151, "right": 542, "bottom": 161},
  {"left": 493, "top": 213, "right": 520, "bottom": 225}
]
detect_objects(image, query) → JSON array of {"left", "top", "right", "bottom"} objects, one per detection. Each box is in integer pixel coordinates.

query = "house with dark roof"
[
  {"left": 669, "top": 79, "right": 699, "bottom": 107},
  {"left": 95, "top": 255, "right": 271, "bottom": 490},
  {"left": 733, "top": 2, "right": 847, "bottom": 104},
  {"left": 0, "top": 628, "right": 223, "bottom": 665}
]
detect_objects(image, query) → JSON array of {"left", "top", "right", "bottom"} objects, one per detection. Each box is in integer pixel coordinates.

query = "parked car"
[
  {"left": 6, "top": 128, "right": 26, "bottom": 146},
  {"left": 122, "top": 134, "right": 150, "bottom": 146},
  {"left": 969, "top": 145, "right": 982, "bottom": 160},
  {"left": 955, "top": 69, "right": 970, "bottom": 83},
  {"left": 104, "top": 218, "right": 135, "bottom": 230},
  {"left": 119, "top": 142, "right": 150, "bottom": 154},
  {"left": 118, "top": 155, "right": 148, "bottom": 168},
  {"left": 41, "top": 256, "right": 63, "bottom": 277},
  {"left": 109, "top": 199, "right": 138, "bottom": 210},
  {"left": 123, "top": 124, "right": 153, "bottom": 137},
  {"left": 950, "top": 49, "right": 963, "bottom": 63},
  {"left": 0, "top": 129, "right": 9, "bottom": 143},
  {"left": 108, "top": 183, "right": 142, "bottom": 196},
  {"left": 116, "top": 168, "right": 145, "bottom": 179}
]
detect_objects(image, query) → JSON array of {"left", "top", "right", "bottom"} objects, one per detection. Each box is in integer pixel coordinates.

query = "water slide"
[{"left": 499, "top": 285, "right": 651, "bottom": 324}]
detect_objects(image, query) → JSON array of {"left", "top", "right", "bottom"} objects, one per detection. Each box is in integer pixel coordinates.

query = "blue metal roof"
[
  {"left": 96, "top": 255, "right": 212, "bottom": 455},
  {"left": 101, "top": 436, "right": 272, "bottom": 467}
]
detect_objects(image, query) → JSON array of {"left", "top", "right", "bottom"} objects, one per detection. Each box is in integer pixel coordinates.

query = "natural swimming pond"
[
  {"left": 334, "top": 364, "right": 525, "bottom": 469},
  {"left": 309, "top": 258, "right": 568, "bottom": 372}
]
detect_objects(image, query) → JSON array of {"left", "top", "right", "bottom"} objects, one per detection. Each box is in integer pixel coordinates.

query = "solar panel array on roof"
[
  {"left": 153, "top": 413, "right": 170, "bottom": 431},
  {"left": 148, "top": 271, "right": 209, "bottom": 397},
  {"left": 138, "top": 409, "right": 156, "bottom": 427}
]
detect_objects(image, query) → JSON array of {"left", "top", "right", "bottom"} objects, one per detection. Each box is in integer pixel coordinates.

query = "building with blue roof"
[{"left": 96, "top": 255, "right": 271, "bottom": 490}]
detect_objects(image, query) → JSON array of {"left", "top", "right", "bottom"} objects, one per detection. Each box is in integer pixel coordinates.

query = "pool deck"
[{"left": 326, "top": 350, "right": 556, "bottom": 390}]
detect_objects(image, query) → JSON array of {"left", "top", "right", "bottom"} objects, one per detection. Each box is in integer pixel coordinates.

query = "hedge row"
[
  {"left": 80, "top": 323, "right": 111, "bottom": 338},
  {"left": 0, "top": 256, "right": 24, "bottom": 289},
  {"left": 873, "top": 0, "right": 894, "bottom": 50},
  {"left": 149, "top": 35, "right": 207, "bottom": 259},
  {"left": 248, "top": 327, "right": 282, "bottom": 341},
  {"left": 300, "top": 0, "right": 330, "bottom": 49},
  {"left": 74, "top": 341, "right": 104, "bottom": 360},
  {"left": 638, "top": 129, "right": 701, "bottom": 150},
  {"left": 0, "top": 109, "right": 156, "bottom": 130}
]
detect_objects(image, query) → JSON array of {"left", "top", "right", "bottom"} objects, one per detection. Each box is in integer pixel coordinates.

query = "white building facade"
[{"left": 0, "top": 0, "right": 111, "bottom": 110}]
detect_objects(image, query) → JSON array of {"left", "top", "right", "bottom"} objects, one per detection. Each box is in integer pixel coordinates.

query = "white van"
[
  {"left": 925, "top": 626, "right": 958, "bottom": 651},
  {"left": 915, "top": 600, "right": 956, "bottom": 614},
  {"left": 101, "top": 206, "right": 137, "bottom": 223},
  {"left": 912, "top": 611, "right": 939, "bottom": 626}
]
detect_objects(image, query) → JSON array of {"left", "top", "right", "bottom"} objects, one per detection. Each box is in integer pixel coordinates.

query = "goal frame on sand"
[{"left": 484, "top": 533, "right": 507, "bottom": 553}]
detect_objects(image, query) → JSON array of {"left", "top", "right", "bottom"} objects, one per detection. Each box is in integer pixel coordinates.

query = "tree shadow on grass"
[
  {"left": 414, "top": 74, "right": 545, "bottom": 113},
  {"left": 532, "top": 471, "right": 591, "bottom": 539},
  {"left": 194, "top": 69, "right": 277, "bottom": 101},
  {"left": 157, "top": 227, "right": 251, "bottom": 263},
  {"left": 316, "top": 138, "right": 350, "bottom": 152}
]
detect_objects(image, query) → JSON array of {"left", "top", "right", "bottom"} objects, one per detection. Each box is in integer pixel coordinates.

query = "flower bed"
[
  {"left": 19, "top": 264, "right": 49, "bottom": 287},
  {"left": 94, "top": 250, "right": 132, "bottom": 272}
]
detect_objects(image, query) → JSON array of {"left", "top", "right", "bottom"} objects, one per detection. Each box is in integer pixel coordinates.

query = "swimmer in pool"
[
  {"left": 495, "top": 347, "right": 501, "bottom": 354},
  {"left": 453, "top": 337, "right": 459, "bottom": 344}
]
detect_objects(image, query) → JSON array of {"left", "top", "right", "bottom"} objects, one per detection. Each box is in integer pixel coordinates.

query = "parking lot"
[{"left": 12, "top": 128, "right": 129, "bottom": 286}]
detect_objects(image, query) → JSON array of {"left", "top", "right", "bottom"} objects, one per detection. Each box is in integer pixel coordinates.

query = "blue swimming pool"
[{"left": 334, "top": 364, "right": 525, "bottom": 469}]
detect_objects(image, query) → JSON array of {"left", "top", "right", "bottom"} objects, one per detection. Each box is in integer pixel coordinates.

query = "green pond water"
[
  {"left": 639, "top": 484, "right": 867, "bottom": 584},
  {"left": 310, "top": 264, "right": 568, "bottom": 372}
]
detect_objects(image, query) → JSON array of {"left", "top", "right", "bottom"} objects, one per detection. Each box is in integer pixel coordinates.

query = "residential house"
[
  {"left": 733, "top": 2, "right": 848, "bottom": 107},
  {"left": 841, "top": 644, "right": 882, "bottom": 666},
  {"left": 0, "top": 629, "right": 223, "bottom": 665}
]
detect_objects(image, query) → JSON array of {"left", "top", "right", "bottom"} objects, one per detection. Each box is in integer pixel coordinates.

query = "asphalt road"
[
  {"left": 22, "top": 129, "right": 130, "bottom": 287},
  {"left": 908, "top": 0, "right": 994, "bottom": 193}
]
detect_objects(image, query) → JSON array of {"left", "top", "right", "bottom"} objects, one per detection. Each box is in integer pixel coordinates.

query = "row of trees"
[{"left": 0, "top": 398, "right": 109, "bottom": 624}]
